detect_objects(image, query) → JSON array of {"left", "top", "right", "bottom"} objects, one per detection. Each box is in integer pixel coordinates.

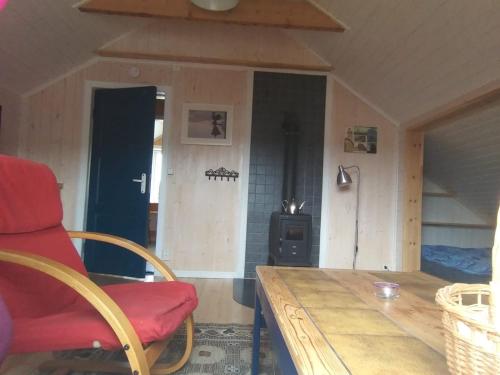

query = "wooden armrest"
[
  {"left": 68, "top": 231, "right": 176, "bottom": 281},
  {"left": 0, "top": 249, "right": 149, "bottom": 375}
]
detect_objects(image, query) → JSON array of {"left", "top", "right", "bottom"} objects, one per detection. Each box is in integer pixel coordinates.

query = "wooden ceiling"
[
  {"left": 0, "top": 0, "right": 147, "bottom": 94},
  {"left": 424, "top": 98, "right": 500, "bottom": 222},
  {"left": 78, "top": 0, "right": 345, "bottom": 32},
  {"left": 2, "top": 0, "right": 500, "bottom": 128},
  {"left": 292, "top": 0, "right": 500, "bottom": 124}
]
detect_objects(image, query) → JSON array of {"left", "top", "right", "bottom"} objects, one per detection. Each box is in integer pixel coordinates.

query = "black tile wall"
[{"left": 244, "top": 72, "right": 326, "bottom": 278}]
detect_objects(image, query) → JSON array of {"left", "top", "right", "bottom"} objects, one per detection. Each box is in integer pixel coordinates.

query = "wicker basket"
[
  {"left": 436, "top": 284, "right": 500, "bottom": 374},
  {"left": 436, "top": 206, "right": 500, "bottom": 375}
]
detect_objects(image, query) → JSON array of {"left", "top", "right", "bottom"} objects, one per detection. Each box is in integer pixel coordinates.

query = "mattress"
[{"left": 421, "top": 245, "right": 491, "bottom": 284}]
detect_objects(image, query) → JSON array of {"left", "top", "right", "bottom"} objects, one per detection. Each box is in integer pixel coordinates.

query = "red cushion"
[
  {"left": 0, "top": 156, "right": 87, "bottom": 319},
  {"left": 0, "top": 155, "right": 63, "bottom": 233},
  {"left": 10, "top": 281, "right": 198, "bottom": 353},
  {"left": 0, "top": 225, "right": 88, "bottom": 318}
]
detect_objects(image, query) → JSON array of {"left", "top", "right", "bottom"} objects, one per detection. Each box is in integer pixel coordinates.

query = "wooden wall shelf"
[{"left": 422, "top": 221, "right": 494, "bottom": 229}]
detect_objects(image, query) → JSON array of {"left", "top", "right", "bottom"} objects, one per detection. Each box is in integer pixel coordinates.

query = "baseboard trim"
[{"left": 173, "top": 270, "right": 238, "bottom": 279}]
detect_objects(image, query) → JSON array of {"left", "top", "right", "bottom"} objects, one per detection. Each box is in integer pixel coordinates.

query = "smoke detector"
[{"left": 191, "top": 0, "right": 240, "bottom": 11}]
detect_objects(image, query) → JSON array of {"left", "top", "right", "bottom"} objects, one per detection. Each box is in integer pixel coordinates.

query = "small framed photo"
[
  {"left": 181, "top": 103, "right": 233, "bottom": 146},
  {"left": 344, "top": 126, "right": 378, "bottom": 154}
]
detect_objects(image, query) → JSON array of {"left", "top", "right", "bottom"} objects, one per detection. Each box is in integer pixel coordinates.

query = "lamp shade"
[
  {"left": 191, "top": 0, "right": 240, "bottom": 11},
  {"left": 337, "top": 165, "right": 352, "bottom": 186}
]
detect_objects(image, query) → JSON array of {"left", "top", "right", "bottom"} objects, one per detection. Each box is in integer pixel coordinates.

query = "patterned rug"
[{"left": 39, "top": 323, "right": 277, "bottom": 375}]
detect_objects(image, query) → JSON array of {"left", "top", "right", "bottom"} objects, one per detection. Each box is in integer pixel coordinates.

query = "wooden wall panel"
[
  {"left": 421, "top": 186, "right": 495, "bottom": 248},
  {"left": 322, "top": 80, "right": 399, "bottom": 270},
  {"left": 0, "top": 88, "right": 21, "bottom": 155},
  {"left": 166, "top": 68, "right": 249, "bottom": 272},
  {"left": 98, "top": 20, "right": 331, "bottom": 72},
  {"left": 18, "top": 61, "right": 400, "bottom": 274},
  {"left": 401, "top": 130, "right": 424, "bottom": 271},
  {"left": 399, "top": 84, "right": 500, "bottom": 271},
  {"left": 18, "top": 60, "right": 250, "bottom": 275}
]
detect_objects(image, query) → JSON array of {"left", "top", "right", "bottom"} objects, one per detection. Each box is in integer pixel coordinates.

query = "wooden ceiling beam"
[
  {"left": 96, "top": 49, "right": 333, "bottom": 72},
  {"left": 78, "top": 0, "right": 344, "bottom": 32},
  {"left": 404, "top": 79, "right": 500, "bottom": 132}
]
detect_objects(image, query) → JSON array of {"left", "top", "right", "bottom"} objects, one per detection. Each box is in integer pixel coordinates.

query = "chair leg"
[
  {"left": 144, "top": 339, "right": 171, "bottom": 367},
  {"left": 150, "top": 315, "right": 195, "bottom": 375}
]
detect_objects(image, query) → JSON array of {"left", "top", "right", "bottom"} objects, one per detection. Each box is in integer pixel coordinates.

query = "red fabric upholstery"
[
  {"left": 0, "top": 156, "right": 87, "bottom": 319},
  {"left": 0, "top": 156, "right": 198, "bottom": 355},
  {"left": 0, "top": 225, "right": 88, "bottom": 318},
  {"left": 10, "top": 281, "right": 198, "bottom": 353},
  {"left": 0, "top": 155, "right": 62, "bottom": 234}
]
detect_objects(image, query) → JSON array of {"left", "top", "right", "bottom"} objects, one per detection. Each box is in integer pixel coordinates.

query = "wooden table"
[{"left": 251, "top": 266, "right": 450, "bottom": 375}]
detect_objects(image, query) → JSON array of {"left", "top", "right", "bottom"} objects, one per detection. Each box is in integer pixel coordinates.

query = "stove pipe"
[{"left": 282, "top": 118, "right": 299, "bottom": 202}]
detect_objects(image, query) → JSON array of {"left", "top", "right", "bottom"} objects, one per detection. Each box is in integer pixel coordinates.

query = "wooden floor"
[
  {"left": 0, "top": 278, "right": 254, "bottom": 375},
  {"left": 184, "top": 278, "right": 253, "bottom": 325}
]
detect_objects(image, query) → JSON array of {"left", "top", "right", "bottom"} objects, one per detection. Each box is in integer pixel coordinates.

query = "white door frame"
[{"left": 76, "top": 80, "right": 172, "bottom": 258}]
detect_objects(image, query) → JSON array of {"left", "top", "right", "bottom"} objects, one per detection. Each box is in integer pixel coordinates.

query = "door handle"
[{"left": 132, "top": 173, "right": 147, "bottom": 194}]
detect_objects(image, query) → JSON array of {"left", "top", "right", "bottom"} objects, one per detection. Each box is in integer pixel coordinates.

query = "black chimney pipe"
[{"left": 282, "top": 115, "right": 299, "bottom": 202}]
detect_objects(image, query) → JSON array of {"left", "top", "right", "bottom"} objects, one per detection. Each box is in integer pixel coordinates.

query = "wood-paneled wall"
[
  {"left": 0, "top": 87, "right": 21, "bottom": 155},
  {"left": 400, "top": 129, "right": 424, "bottom": 271},
  {"left": 422, "top": 180, "right": 494, "bottom": 249},
  {"left": 18, "top": 60, "right": 250, "bottom": 275},
  {"left": 165, "top": 68, "right": 250, "bottom": 273},
  {"left": 18, "top": 60, "right": 400, "bottom": 275},
  {"left": 322, "top": 80, "right": 399, "bottom": 270},
  {"left": 19, "top": 61, "right": 174, "bottom": 234},
  {"left": 98, "top": 20, "right": 331, "bottom": 72}
]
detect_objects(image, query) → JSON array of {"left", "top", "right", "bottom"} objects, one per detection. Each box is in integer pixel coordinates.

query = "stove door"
[{"left": 280, "top": 221, "right": 310, "bottom": 260}]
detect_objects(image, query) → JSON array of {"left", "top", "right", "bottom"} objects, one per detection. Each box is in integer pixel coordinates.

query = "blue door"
[{"left": 84, "top": 86, "right": 156, "bottom": 278}]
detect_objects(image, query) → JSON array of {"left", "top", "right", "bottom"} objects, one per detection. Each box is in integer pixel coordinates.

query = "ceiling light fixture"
[{"left": 191, "top": 0, "right": 240, "bottom": 12}]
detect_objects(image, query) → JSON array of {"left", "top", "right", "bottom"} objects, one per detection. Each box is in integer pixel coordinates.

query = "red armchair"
[{"left": 0, "top": 155, "right": 198, "bottom": 375}]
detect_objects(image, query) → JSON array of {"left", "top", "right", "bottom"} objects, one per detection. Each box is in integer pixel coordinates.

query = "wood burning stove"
[
  {"left": 268, "top": 212, "right": 312, "bottom": 266},
  {"left": 268, "top": 114, "right": 313, "bottom": 267}
]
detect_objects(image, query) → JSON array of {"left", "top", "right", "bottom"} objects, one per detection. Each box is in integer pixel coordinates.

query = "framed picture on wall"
[
  {"left": 344, "top": 126, "right": 378, "bottom": 154},
  {"left": 181, "top": 103, "right": 233, "bottom": 146}
]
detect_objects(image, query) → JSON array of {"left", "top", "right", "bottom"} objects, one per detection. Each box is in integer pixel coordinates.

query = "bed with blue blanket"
[{"left": 421, "top": 245, "right": 492, "bottom": 283}]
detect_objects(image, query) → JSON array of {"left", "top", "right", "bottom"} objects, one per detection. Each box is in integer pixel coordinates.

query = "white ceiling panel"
[
  {"left": 0, "top": 0, "right": 146, "bottom": 94},
  {"left": 0, "top": 0, "right": 500, "bottom": 127},
  {"left": 424, "top": 101, "right": 500, "bottom": 221},
  {"left": 293, "top": 0, "right": 500, "bottom": 123}
]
